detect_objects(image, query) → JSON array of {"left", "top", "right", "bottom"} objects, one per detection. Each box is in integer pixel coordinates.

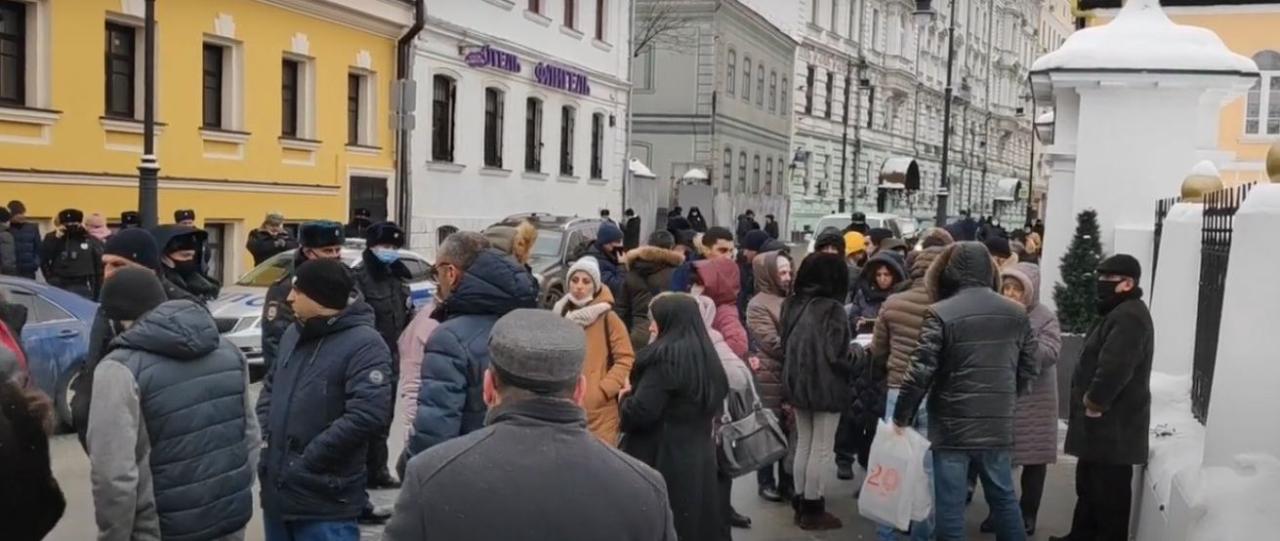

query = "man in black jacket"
[
  {"left": 384, "top": 309, "right": 676, "bottom": 541},
  {"left": 622, "top": 208, "right": 641, "bottom": 250},
  {"left": 246, "top": 213, "right": 298, "bottom": 266},
  {"left": 153, "top": 225, "right": 221, "bottom": 303},
  {"left": 344, "top": 208, "right": 372, "bottom": 239},
  {"left": 1051, "top": 255, "right": 1153, "bottom": 541},
  {"left": 261, "top": 221, "right": 344, "bottom": 371},
  {"left": 352, "top": 222, "right": 412, "bottom": 492},
  {"left": 7, "top": 201, "right": 41, "bottom": 279},
  {"left": 894, "top": 242, "right": 1038, "bottom": 540},
  {"left": 41, "top": 208, "right": 104, "bottom": 299}
]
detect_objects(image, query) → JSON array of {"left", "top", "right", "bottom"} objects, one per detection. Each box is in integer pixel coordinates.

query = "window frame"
[
  {"left": 431, "top": 74, "right": 457, "bottom": 162},
  {"left": 560, "top": 105, "right": 576, "bottom": 176},
  {"left": 202, "top": 43, "right": 224, "bottom": 129},
  {"left": 563, "top": 0, "right": 577, "bottom": 30},
  {"left": 804, "top": 65, "right": 814, "bottom": 115},
  {"left": 781, "top": 76, "right": 788, "bottom": 113},
  {"left": 742, "top": 55, "right": 752, "bottom": 102},
  {"left": 346, "top": 69, "right": 375, "bottom": 147},
  {"left": 769, "top": 71, "right": 777, "bottom": 113},
  {"left": 525, "top": 96, "right": 544, "bottom": 172},
  {"left": 483, "top": 86, "right": 506, "bottom": 169},
  {"left": 105, "top": 21, "right": 137, "bottom": 119},
  {"left": 346, "top": 72, "right": 361, "bottom": 145},
  {"left": 722, "top": 147, "right": 732, "bottom": 191},
  {"left": 1245, "top": 51, "right": 1280, "bottom": 137},
  {"left": 765, "top": 157, "right": 774, "bottom": 195},
  {"left": 528, "top": 0, "right": 542, "bottom": 13},
  {"left": 0, "top": 0, "right": 25, "bottom": 106},
  {"left": 752, "top": 154, "right": 761, "bottom": 194},
  {"left": 824, "top": 71, "right": 834, "bottom": 119},
  {"left": 590, "top": 112, "right": 605, "bottom": 179},
  {"left": 727, "top": 49, "right": 736, "bottom": 96},
  {"left": 737, "top": 151, "right": 747, "bottom": 194},
  {"left": 281, "top": 57, "right": 300, "bottom": 137},
  {"left": 755, "top": 61, "right": 764, "bottom": 108},
  {"left": 594, "top": 0, "right": 606, "bottom": 41}
]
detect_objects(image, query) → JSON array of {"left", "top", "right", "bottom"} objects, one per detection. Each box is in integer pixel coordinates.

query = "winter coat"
[
  {"left": 849, "top": 252, "right": 907, "bottom": 324},
  {"left": 246, "top": 229, "right": 298, "bottom": 267},
  {"left": 397, "top": 301, "right": 438, "bottom": 443},
  {"left": 623, "top": 216, "right": 642, "bottom": 250},
  {"left": 697, "top": 295, "right": 752, "bottom": 393},
  {"left": 41, "top": 230, "right": 104, "bottom": 297},
  {"left": 385, "top": 397, "right": 676, "bottom": 541},
  {"left": 617, "top": 246, "right": 683, "bottom": 352},
  {"left": 735, "top": 216, "right": 760, "bottom": 243},
  {"left": 693, "top": 257, "right": 749, "bottom": 359},
  {"left": 736, "top": 255, "right": 754, "bottom": 325},
  {"left": 159, "top": 266, "right": 222, "bottom": 304},
  {"left": 10, "top": 221, "right": 41, "bottom": 278},
  {"left": 553, "top": 287, "right": 635, "bottom": 446},
  {"left": 687, "top": 210, "right": 708, "bottom": 233},
  {"left": 0, "top": 380, "right": 65, "bottom": 541},
  {"left": 0, "top": 224, "right": 17, "bottom": 275},
  {"left": 780, "top": 293, "right": 855, "bottom": 412},
  {"left": 260, "top": 250, "right": 307, "bottom": 371},
  {"left": 746, "top": 252, "right": 788, "bottom": 414},
  {"left": 584, "top": 244, "right": 626, "bottom": 300},
  {"left": 88, "top": 300, "right": 257, "bottom": 541},
  {"left": 256, "top": 302, "right": 393, "bottom": 521},
  {"left": 871, "top": 246, "right": 946, "bottom": 388},
  {"left": 764, "top": 220, "right": 780, "bottom": 240},
  {"left": 667, "top": 215, "right": 693, "bottom": 235},
  {"left": 893, "top": 242, "right": 1039, "bottom": 451},
  {"left": 353, "top": 250, "right": 412, "bottom": 366},
  {"left": 1002, "top": 263, "right": 1062, "bottom": 466},
  {"left": 1064, "top": 290, "right": 1154, "bottom": 465},
  {"left": 408, "top": 250, "right": 538, "bottom": 457}
]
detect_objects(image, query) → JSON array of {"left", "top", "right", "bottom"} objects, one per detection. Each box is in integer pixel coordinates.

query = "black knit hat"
[
  {"left": 299, "top": 221, "right": 345, "bottom": 248},
  {"left": 743, "top": 230, "right": 770, "bottom": 252},
  {"left": 104, "top": 229, "right": 160, "bottom": 269},
  {"left": 984, "top": 236, "right": 1012, "bottom": 259},
  {"left": 293, "top": 258, "right": 353, "bottom": 310},
  {"left": 364, "top": 222, "right": 405, "bottom": 248},
  {"left": 121, "top": 211, "right": 141, "bottom": 227},
  {"left": 58, "top": 208, "right": 84, "bottom": 224},
  {"left": 174, "top": 209, "right": 195, "bottom": 222},
  {"left": 6, "top": 200, "right": 25, "bottom": 215},
  {"left": 0, "top": 207, "right": 10, "bottom": 223},
  {"left": 868, "top": 228, "right": 894, "bottom": 248},
  {"left": 1098, "top": 254, "right": 1142, "bottom": 282},
  {"left": 100, "top": 267, "right": 167, "bottom": 321},
  {"left": 647, "top": 230, "right": 675, "bottom": 249}
]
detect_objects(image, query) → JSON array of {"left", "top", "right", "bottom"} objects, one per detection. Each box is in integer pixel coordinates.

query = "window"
[
  {"left": 831, "top": 0, "right": 840, "bottom": 36},
  {"left": 756, "top": 62, "right": 764, "bottom": 107},
  {"left": 752, "top": 155, "right": 761, "bottom": 194},
  {"left": 564, "top": 0, "right": 576, "bottom": 29},
  {"left": 595, "top": 0, "right": 606, "bottom": 40},
  {"left": 781, "top": 76, "right": 788, "bottom": 112},
  {"left": 431, "top": 74, "right": 456, "bottom": 162},
  {"left": 742, "top": 56, "right": 751, "bottom": 102},
  {"left": 737, "top": 151, "right": 747, "bottom": 193},
  {"left": 811, "top": 0, "right": 820, "bottom": 25},
  {"left": 560, "top": 105, "right": 576, "bottom": 175},
  {"left": 5, "top": 289, "right": 70, "bottom": 323},
  {"left": 849, "top": 0, "right": 860, "bottom": 39},
  {"left": 1245, "top": 51, "right": 1280, "bottom": 136},
  {"left": 765, "top": 158, "right": 774, "bottom": 195},
  {"left": 727, "top": 49, "right": 736, "bottom": 96},
  {"left": 824, "top": 71, "right": 834, "bottom": 119},
  {"left": 0, "top": 1, "right": 25, "bottom": 106},
  {"left": 804, "top": 65, "right": 814, "bottom": 115},
  {"left": 528, "top": 0, "right": 541, "bottom": 13},
  {"left": 202, "top": 44, "right": 224, "bottom": 128},
  {"left": 105, "top": 23, "right": 136, "bottom": 118},
  {"left": 769, "top": 71, "right": 777, "bottom": 113},
  {"left": 525, "top": 97, "right": 543, "bottom": 171},
  {"left": 281, "top": 58, "right": 300, "bottom": 136},
  {"left": 871, "top": 9, "right": 880, "bottom": 51},
  {"left": 866, "top": 86, "right": 875, "bottom": 128},
  {"left": 590, "top": 112, "right": 604, "bottom": 179},
  {"left": 722, "top": 147, "right": 732, "bottom": 191},
  {"left": 346, "top": 74, "right": 361, "bottom": 144},
  {"left": 484, "top": 87, "right": 505, "bottom": 168}
]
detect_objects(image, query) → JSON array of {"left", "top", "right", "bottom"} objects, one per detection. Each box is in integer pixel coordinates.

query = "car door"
[
  {"left": 4, "top": 286, "right": 86, "bottom": 396},
  {"left": 399, "top": 256, "right": 436, "bottom": 309}
]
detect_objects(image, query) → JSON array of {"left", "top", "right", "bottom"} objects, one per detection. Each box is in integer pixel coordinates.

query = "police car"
[{"left": 208, "top": 240, "right": 434, "bottom": 373}]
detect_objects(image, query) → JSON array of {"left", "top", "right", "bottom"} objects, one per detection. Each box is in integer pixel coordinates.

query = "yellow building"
[
  {"left": 0, "top": 0, "right": 413, "bottom": 279},
  {"left": 1080, "top": 0, "right": 1279, "bottom": 187}
]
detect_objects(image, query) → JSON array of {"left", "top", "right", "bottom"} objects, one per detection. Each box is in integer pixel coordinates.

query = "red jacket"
[{"left": 694, "top": 258, "right": 748, "bottom": 359}]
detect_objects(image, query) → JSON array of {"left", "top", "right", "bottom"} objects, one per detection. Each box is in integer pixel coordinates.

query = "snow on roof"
[
  {"left": 628, "top": 158, "right": 655, "bottom": 179},
  {"left": 1189, "top": 160, "right": 1220, "bottom": 178},
  {"left": 1032, "top": 0, "right": 1257, "bottom": 74},
  {"left": 681, "top": 168, "right": 709, "bottom": 181},
  {"left": 1036, "top": 111, "right": 1055, "bottom": 125}
]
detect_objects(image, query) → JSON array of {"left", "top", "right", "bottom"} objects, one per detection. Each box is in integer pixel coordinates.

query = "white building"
[
  {"left": 630, "top": 0, "right": 797, "bottom": 232},
  {"left": 409, "top": 0, "right": 632, "bottom": 257},
  {"left": 1031, "top": 0, "right": 1075, "bottom": 219}
]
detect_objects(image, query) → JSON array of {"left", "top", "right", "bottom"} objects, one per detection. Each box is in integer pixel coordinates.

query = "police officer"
[
  {"left": 261, "top": 220, "right": 344, "bottom": 370},
  {"left": 119, "top": 211, "right": 142, "bottom": 230},
  {"left": 153, "top": 225, "right": 221, "bottom": 303},
  {"left": 41, "top": 209, "right": 104, "bottom": 299},
  {"left": 174, "top": 209, "right": 197, "bottom": 227},
  {"left": 344, "top": 208, "right": 372, "bottom": 239},
  {"left": 352, "top": 222, "right": 412, "bottom": 491}
]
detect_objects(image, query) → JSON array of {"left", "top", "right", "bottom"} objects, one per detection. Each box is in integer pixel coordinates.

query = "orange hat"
[{"left": 844, "top": 232, "right": 867, "bottom": 256}]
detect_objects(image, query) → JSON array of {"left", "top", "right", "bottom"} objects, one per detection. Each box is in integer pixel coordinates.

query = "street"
[{"left": 46, "top": 383, "right": 1078, "bottom": 541}]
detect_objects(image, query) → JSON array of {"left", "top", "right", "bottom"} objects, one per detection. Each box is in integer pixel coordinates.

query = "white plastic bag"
[{"left": 858, "top": 420, "right": 932, "bottom": 530}]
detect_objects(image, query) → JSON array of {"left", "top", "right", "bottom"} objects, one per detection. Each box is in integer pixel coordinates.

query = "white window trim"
[
  {"left": 1244, "top": 70, "right": 1280, "bottom": 138},
  {"left": 203, "top": 35, "right": 245, "bottom": 132},
  {"left": 348, "top": 67, "right": 378, "bottom": 148},
  {"left": 105, "top": 11, "right": 148, "bottom": 121},
  {"left": 593, "top": 0, "right": 608, "bottom": 43},
  {"left": 6, "top": 0, "right": 52, "bottom": 110},
  {"left": 282, "top": 52, "right": 316, "bottom": 141}
]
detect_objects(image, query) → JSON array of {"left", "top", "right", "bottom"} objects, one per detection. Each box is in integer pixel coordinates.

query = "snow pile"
[
  {"left": 1147, "top": 372, "right": 1204, "bottom": 505},
  {"left": 1182, "top": 454, "right": 1280, "bottom": 541},
  {"left": 1032, "top": 0, "right": 1256, "bottom": 74},
  {"left": 1188, "top": 160, "right": 1219, "bottom": 179}
]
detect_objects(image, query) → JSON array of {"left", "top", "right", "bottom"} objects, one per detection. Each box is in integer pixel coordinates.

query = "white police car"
[{"left": 208, "top": 240, "right": 434, "bottom": 372}]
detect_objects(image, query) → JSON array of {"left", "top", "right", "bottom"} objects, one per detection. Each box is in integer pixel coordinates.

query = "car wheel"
[
  {"left": 543, "top": 286, "right": 564, "bottom": 309},
  {"left": 54, "top": 371, "right": 78, "bottom": 433}
]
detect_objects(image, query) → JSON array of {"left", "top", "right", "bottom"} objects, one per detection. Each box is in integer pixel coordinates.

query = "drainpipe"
[
  {"left": 622, "top": 0, "right": 636, "bottom": 213},
  {"left": 395, "top": 0, "right": 427, "bottom": 239}
]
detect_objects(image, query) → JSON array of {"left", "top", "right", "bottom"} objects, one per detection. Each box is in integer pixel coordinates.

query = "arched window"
[
  {"left": 727, "top": 49, "right": 736, "bottom": 96},
  {"left": 1246, "top": 50, "right": 1280, "bottom": 135},
  {"left": 780, "top": 76, "right": 788, "bottom": 113},
  {"left": 765, "top": 157, "right": 774, "bottom": 195},
  {"left": 722, "top": 147, "right": 733, "bottom": 191},
  {"left": 756, "top": 62, "right": 765, "bottom": 107},
  {"left": 743, "top": 55, "right": 752, "bottom": 101},
  {"left": 752, "top": 154, "right": 761, "bottom": 194},
  {"left": 738, "top": 151, "right": 747, "bottom": 194},
  {"left": 769, "top": 71, "right": 778, "bottom": 113}
]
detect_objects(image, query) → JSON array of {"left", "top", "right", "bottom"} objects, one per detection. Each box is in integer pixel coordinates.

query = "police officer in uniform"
[
  {"left": 153, "top": 225, "right": 222, "bottom": 303},
  {"left": 174, "top": 209, "right": 197, "bottom": 227},
  {"left": 261, "top": 221, "right": 345, "bottom": 370},
  {"left": 41, "top": 209, "right": 104, "bottom": 299},
  {"left": 344, "top": 208, "right": 373, "bottom": 239}
]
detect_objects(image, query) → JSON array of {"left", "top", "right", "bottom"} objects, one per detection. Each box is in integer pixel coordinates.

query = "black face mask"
[
  {"left": 172, "top": 259, "right": 201, "bottom": 275},
  {"left": 1096, "top": 279, "right": 1123, "bottom": 305}
]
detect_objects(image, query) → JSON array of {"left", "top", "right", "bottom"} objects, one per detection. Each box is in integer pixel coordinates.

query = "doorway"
[{"left": 350, "top": 176, "right": 389, "bottom": 223}]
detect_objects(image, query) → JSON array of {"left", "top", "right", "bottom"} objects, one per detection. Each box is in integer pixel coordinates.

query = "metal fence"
[
  {"left": 1149, "top": 196, "right": 1180, "bottom": 295},
  {"left": 1190, "top": 183, "right": 1254, "bottom": 423}
]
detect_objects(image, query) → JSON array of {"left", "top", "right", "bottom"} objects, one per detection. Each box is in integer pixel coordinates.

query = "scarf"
[
  {"left": 86, "top": 224, "right": 111, "bottom": 242},
  {"left": 553, "top": 296, "right": 612, "bottom": 327}
]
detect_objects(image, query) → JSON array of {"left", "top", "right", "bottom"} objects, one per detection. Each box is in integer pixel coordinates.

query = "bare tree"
[{"left": 632, "top": 0, "right": 696, "bottom": 57}]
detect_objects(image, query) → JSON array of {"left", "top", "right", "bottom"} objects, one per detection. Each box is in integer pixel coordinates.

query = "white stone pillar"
[{"left": 1149, "top": 203, "right": 1204, "bottom": 377}]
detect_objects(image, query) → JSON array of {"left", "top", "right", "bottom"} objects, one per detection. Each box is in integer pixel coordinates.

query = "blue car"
[{"left": 0, "top": 276, "right": 97, "bottom": 430}]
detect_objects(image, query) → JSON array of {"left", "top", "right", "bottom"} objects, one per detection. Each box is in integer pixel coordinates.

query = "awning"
[
  {"left": 629, "top": 158, "right": 655, "bottom": 179},
  {"left": 993, "top": 178, "right": 1023, "bottom": 202},
  {"left": 879, "top": 157, "right": 920, "bottom": 191}
]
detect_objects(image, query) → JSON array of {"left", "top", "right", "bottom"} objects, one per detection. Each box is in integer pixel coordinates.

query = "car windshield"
[
  {"left": 236, "top": 252, "right": 357, "bottom": 287},
  {"left": 814, "top": 217, "right": 851, "bottom": 235},
  {"left": 532, "top": 230, "right": 562, "bottom": 258}
]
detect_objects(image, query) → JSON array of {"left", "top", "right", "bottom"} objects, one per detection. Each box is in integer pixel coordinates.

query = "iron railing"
[
  {"left": 1150, "top": 196, "right": 1179, "bottom": 295},
  {"left": 1190, "top": 183, "right": 1254, "bottom": 423}
]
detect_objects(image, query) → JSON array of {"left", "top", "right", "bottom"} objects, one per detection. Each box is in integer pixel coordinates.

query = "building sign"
[
  {"left": 463, "top": 45, "right": 522, "bottom": 73},
  {"left": 535, "top": 63, "right": 591, "bottom": 96}
]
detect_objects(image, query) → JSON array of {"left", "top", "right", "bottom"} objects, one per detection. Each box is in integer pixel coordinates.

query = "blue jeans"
[
  {"left": 934, "top": 449, "right": 1025, "bottom": 541},
  {"left": 263, "top": 515, "right": 359, "bottom": 541},
  {"left": 877, "top": 389, "right": 934, "bottom": 541}
]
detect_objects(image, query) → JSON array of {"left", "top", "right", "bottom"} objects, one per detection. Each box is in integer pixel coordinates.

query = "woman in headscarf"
[
  {"left": 687, "top": 206, "right": 709, "bottom": 233},
  {"left": 746, "top": 251, "right": 794, "bottom": 502},
  {"left": 695, "top": 294, "right": 754, "bottom": 535},
  {"left": 620, "top": 293, "right": 729, "bottom": 541},
  {"left": 849, "top": 252, "right": 907, "bottom": 334},
  {"left": 554, "top": 256, "right": 635, "bottom": 445}
]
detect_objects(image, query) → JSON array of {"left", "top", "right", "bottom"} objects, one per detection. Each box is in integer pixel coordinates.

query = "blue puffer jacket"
[
  {"left": 407, "top": 250, "right": 538, "bottom": 457},
  {"left": 256, "top": 302, "right": 393, "bottom": 521},
  {"left": 10, "top": 222, "right": 40, "bottom": 277}
]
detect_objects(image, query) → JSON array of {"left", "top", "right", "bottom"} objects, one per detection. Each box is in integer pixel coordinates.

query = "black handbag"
[{"left": 716, "top": 376, "right": 789, "bottom": 478}]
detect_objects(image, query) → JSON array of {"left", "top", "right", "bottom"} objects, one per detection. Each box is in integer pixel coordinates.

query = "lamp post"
[
  {"left": 915, "top": 0, "right": 957, "bottom": 227},
  {"left": 839, "top": 59, "right": 852, "bottom": 214},
  {"left": 137, "top": 0, "right": 159, "bottom": 228}
]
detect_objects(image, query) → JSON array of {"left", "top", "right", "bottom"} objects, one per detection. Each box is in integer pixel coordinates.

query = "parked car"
[
  {"left": 805, "top": 212, "right": 911, "bottom": 253},
  {"left": 491, "top": 213, "right": 601, "bottom": 308},
  {"left": 0, "top": 276, "right": 97, "bottom": 430},
  {"left": 207, "top": 241, "right": 435, "bottom": 376}
]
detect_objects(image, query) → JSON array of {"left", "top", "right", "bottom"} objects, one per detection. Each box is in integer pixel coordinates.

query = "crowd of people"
[{"left": 0, "top": 201, "right": 1154, "bottom": 541}]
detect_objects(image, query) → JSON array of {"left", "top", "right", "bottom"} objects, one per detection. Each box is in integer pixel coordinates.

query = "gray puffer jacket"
[{"left": 88, "top": 300, "right": 258, "bottom": 541}]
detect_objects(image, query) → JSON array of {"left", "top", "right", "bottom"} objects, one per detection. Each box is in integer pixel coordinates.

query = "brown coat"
[
  {"left": 746, "top": 251, "right": 790, "bottom": 414},
  {"left": 1003, "top": 263, "right": 1061, "bottom": 465},
  {"left": 556, "top": 287, "right": 635, "bottom": 446},
  {"left": 871, "top": 246, "right": 945, "bottom": 388}
]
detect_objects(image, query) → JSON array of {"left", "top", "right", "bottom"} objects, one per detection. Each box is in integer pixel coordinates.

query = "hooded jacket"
[
  {"left": 693, "top": 257, "right": 748, "bottom": 359},
  {"left": 696, "top": 295, "right": 751, "bottom": 393},
  {"left": 10, "top": 221, "right": 41, "bottom": 278},
  {"left": 151, "top": 225, "right": 221, "bottom": 303},
  {"left": 617, "top": 246, "right": 684, "bottom": 352},
  {"left": 893, "top": 242, "right": 1039, "bottom": 450},
  {"left": 554, "top": 287, "right": 635, "bottom": 446},
  {"left": 0, "top": 379, "right": 65, "bottom": 541},
  {"left": 88, "top": 300, "right": 257, "bottom": 541},
  {"left": 1002, "top": 263, "right": 1062, "bottom": 466},
  {"left": 584, "top": 243, "right": 626, "bottom": 300},
  {"left": 850, "top": 252, "right": 907, "bottom": 324},
  {"left": 408, "top": 250, "right": 539, "bottom": 457},
  {"left": 745, "top": 251, "right": 789, "bottom": 414},
  {"left": 871, "top": 246, "right": 947, "bottom": 388},
  {"left": 257, "top": 301, "right": 392, "bottom": 521},
  {"left": 0, "top": 223, "right": 17, "bottom": 275}
]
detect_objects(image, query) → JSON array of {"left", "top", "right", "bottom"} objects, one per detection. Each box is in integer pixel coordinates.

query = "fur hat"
[
  {"left": 299, "top": 221, "right": 345, "bottom": 248},
  {"left": 174, "top": 209, "right": 196, "bottom": 223},
  {"left": 57, "top": 209, "right": 84, "bottom": 224},
  {"left": 120, "top": 211, "right": 141, "bottom": 227},
  {"left": 364, "top": 222, "right": 405, "bottom": 248}
]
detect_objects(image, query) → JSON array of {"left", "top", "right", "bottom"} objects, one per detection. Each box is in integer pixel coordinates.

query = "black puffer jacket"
[
  {"left": 352, "top": 249, "right": 412, "bottom": 365},
  {"left": 893, "top": 242, "right": 1039, "bottom": 450}
]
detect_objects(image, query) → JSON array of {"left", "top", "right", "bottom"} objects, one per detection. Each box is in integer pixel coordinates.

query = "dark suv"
[{"left": 492, "top": 213, "right": 602, "bottom": 308}]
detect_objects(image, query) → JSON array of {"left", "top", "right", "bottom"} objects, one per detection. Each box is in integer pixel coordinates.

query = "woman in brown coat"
[
  {"left": 746, "top": 250, "right": 792, "bottom": 502},
  {"left": 553, "top": 256, "right": 635, "bottom": 445}
]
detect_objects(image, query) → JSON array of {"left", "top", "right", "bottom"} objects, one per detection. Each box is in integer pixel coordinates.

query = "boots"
[
  {"left": 797, "top": 498, "right": 843, "bottom": 531},
  {"left": 791, "top": 496, "right": 803, "bottom": 525}
]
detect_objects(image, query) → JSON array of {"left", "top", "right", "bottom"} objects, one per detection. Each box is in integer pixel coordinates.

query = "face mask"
[
  {"left": 373, "top": 248, "right": 401, "bottom": 264},
  {"left": 173, "top": 259, "right": 201, "bottom": 275},
  {"left": 1096, "top": 279, "right": 1122, "bottom": 304}
]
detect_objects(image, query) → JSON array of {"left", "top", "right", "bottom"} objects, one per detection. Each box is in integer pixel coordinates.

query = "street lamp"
[
  {"left": 915, "top": 0, "right": 958, "bottom": 227},
  {"left": 137, "top": 0, "right": 159, "bottom": 228}
]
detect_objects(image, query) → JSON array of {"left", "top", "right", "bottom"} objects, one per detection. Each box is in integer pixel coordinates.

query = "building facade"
[
  {"left": 1031, "top": 0, "right": 1075, "bottom": 219},
  {"left": 409, "top": 0, "right": 632, "bottom": 258},
  {"left": 629, "top": 0, "right": 796, "bottom": 232},
  {"left": 0, "top": 0, "right": 412, "bottom": 279}
]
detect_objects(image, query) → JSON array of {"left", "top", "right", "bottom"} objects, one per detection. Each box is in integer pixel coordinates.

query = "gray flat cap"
[{"left": 489, "top": 309, "right": 586, "bottom": 392}]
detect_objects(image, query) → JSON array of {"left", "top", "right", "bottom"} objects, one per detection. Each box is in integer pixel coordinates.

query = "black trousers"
[
  {"left": 1020, "top": 464, "right": 1048, "bottom": 522},
  {"left": 1067, "top": 461, "right": 1133, "bottom": 541}
]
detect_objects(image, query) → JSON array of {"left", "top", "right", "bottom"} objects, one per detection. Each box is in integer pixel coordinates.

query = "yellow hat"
[{"left": 844, "top": 232, "right": 867, "bottom": 256}]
